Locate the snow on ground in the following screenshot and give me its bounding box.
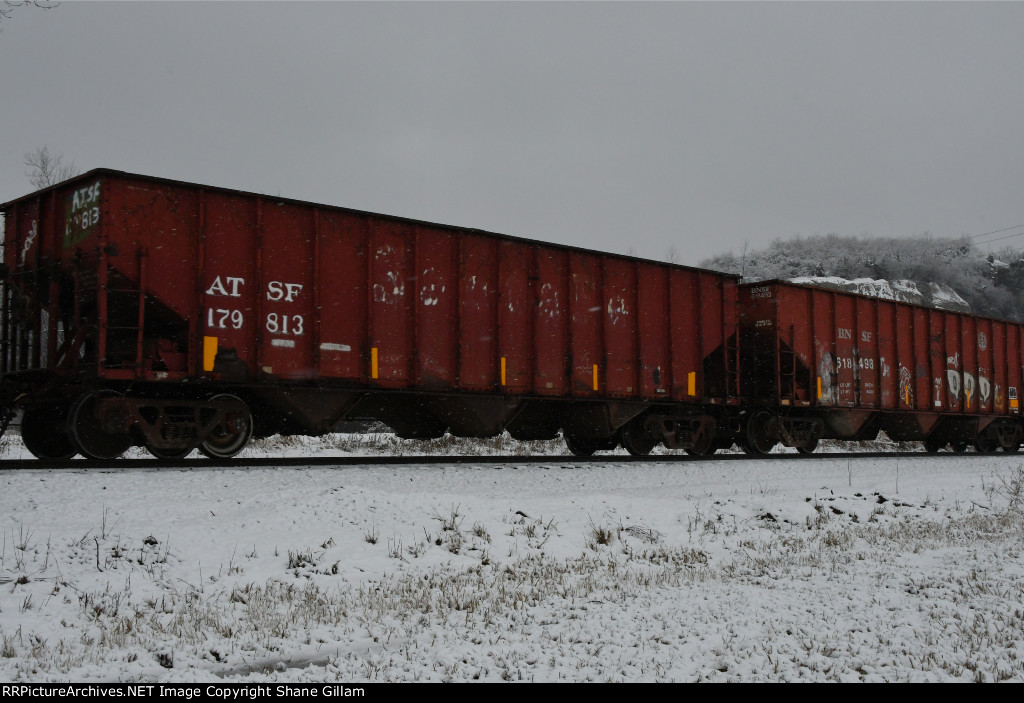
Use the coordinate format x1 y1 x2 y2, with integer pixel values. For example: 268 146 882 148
2 433 1024 682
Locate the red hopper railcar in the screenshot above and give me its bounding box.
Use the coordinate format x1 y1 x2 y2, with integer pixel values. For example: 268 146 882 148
1 170 741 459
738 280 1024 453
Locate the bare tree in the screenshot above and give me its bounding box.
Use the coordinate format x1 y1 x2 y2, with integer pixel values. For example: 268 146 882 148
665 245 681 265
1 1 59 24
24 146 78 189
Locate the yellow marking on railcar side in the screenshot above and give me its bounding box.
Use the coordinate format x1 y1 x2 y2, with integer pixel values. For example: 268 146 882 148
817 377 822 399
203 336 218 372
501 356 507 386
687 371 696 396
371 347 379 379
592 364 599 391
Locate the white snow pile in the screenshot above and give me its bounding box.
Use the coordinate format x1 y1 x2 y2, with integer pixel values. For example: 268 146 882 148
2 434 1024 682
789 277 971 313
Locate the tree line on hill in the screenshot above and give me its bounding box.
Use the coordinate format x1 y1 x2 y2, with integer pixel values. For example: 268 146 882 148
701 234 1024 323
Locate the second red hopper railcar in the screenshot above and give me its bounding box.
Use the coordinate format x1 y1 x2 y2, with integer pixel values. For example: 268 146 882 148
738 280 1024 453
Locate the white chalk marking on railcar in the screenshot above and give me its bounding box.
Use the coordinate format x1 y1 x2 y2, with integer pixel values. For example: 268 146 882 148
606 296 628 324
420 283 439 306
271 339 296 348
372 272 405 304
19 220 38 265
419 268 442 306
64 182 102 246
320 343 351 352
538 283 561 319
71 182 101 210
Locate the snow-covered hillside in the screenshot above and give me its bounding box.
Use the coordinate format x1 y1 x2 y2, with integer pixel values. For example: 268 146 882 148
701 234 1024 321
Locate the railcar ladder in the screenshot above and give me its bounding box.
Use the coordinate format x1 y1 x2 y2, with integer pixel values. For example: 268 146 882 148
75 250 148 373
779 325 798 402
100 285 145 370
0 269 46 375
726 333 740 400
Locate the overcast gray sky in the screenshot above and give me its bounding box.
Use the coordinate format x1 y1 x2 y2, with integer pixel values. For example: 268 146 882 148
2 1 1023 265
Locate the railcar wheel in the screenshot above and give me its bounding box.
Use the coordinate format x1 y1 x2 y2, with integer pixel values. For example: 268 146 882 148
974 429 998 455
684 430 716 456
951 442 969 453
922 436 945 453
199 394 253 459
744 411 776 455
71 391 134 460
147 445 194 460
997 425 1022 453
619 422 656 457
796 436 819 455
21 405 78 460
564 434 596 457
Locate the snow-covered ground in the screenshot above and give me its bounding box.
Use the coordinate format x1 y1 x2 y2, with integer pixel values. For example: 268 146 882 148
2 433 1024 682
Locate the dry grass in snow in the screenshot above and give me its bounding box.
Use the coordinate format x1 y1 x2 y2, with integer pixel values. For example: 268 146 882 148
1 434 1024 682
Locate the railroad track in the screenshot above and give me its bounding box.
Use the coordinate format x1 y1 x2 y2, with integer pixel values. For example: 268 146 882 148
0 450 1008 471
